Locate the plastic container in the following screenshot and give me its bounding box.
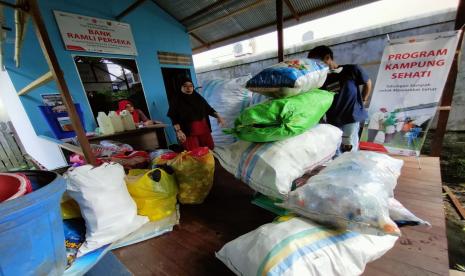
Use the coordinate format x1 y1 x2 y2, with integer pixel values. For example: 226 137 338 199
0 170 67 276
108 111 124 132
97 112 115 135
38 104 85 139
0 173 28 202
120 110 136 130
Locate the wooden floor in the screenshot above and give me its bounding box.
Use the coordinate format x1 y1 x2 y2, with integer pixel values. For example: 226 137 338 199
114 156 449 276
364 157 449 276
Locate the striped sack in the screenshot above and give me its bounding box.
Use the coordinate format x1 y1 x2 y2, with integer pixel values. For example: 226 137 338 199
214 124 342 199
216 217 398 276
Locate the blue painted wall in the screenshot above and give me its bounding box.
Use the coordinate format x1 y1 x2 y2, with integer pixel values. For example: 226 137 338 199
4 0 196 143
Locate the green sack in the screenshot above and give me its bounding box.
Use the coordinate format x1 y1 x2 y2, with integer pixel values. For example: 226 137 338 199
224 89 334 142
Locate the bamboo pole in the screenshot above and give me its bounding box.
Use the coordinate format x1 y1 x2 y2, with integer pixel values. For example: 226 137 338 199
14 0 29 67
17 71 53 96
27 0 97 166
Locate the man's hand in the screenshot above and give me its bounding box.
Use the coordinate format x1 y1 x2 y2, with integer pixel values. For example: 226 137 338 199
362 79 373 106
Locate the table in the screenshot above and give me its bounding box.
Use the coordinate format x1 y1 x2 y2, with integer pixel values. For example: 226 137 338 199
88 124 168 151
114 156 449 276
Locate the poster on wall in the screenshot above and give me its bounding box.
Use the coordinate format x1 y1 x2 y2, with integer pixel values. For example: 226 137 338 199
361 30 461 156
54 11 137 56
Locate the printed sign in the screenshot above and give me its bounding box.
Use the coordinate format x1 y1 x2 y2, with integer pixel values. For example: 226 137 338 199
361 30 461 156
54 11 137 55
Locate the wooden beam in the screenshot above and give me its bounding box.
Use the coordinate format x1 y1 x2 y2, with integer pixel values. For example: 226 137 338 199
437 106 452 111
116 0 146 21
443 186 465 220
28 0 97 166
283 0 299 21
180 0 231 24
455 0 465 29
17 71 53 96
190 32 210 48
188 0 270 34
59 142 84 156
431 25 464 156
276 0 284 62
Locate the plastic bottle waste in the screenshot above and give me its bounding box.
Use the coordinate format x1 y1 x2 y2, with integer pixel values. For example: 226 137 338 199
108 111 124 132
97 112 115 135
120 110 136 130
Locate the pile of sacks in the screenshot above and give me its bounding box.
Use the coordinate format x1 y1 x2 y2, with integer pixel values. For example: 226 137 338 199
203 58 338 199
203 59 430 276
62 146 215 262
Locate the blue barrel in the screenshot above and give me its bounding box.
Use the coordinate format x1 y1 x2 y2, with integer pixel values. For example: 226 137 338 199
0 171 67 276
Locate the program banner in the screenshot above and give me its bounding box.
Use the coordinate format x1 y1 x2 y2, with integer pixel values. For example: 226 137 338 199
361 30 460 156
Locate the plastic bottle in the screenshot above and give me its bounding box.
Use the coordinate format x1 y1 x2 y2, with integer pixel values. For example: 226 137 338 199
96 112 115 135
120 110 136 130
108 111 124 132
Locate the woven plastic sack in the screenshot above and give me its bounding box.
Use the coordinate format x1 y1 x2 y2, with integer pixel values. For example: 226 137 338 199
201 76 252 146
65 163 148 256
224 89 334 142
156 147 214 204
126 167 178 221
246 58 329 98
281 152 403 236
216 217 398 276
215 124 342 199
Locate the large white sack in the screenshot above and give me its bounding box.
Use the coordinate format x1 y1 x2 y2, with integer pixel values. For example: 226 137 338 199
65 163 148 256
214 124 342 199
201 75 252 146
216 217 398 276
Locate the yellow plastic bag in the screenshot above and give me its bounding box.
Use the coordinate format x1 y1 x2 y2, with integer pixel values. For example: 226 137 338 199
156 147 214 204
126 167 177 221
61 193 81 219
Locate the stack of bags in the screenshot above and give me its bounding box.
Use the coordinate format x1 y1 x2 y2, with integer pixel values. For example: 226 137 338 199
205 60 430 276
205 58 338 200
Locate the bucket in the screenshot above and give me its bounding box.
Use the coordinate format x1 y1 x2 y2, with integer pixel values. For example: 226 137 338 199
0 173 28 202
0 170 67 276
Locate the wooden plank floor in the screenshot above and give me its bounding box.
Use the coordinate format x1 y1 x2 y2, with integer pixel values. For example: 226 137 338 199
364 156 449 276
114 156 448 276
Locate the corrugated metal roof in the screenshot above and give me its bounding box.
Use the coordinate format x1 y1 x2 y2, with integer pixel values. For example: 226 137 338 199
151 0 380 53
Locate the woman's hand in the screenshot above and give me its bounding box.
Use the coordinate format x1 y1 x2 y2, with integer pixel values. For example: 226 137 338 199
217 116 226 128
176 129 187 143
144 120 154 126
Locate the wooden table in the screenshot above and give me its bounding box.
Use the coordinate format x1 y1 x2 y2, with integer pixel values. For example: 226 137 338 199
114 156 449 276
88 124 168 151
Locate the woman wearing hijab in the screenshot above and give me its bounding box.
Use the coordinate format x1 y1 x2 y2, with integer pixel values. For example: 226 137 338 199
167 78 225 150
117 99 153 125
